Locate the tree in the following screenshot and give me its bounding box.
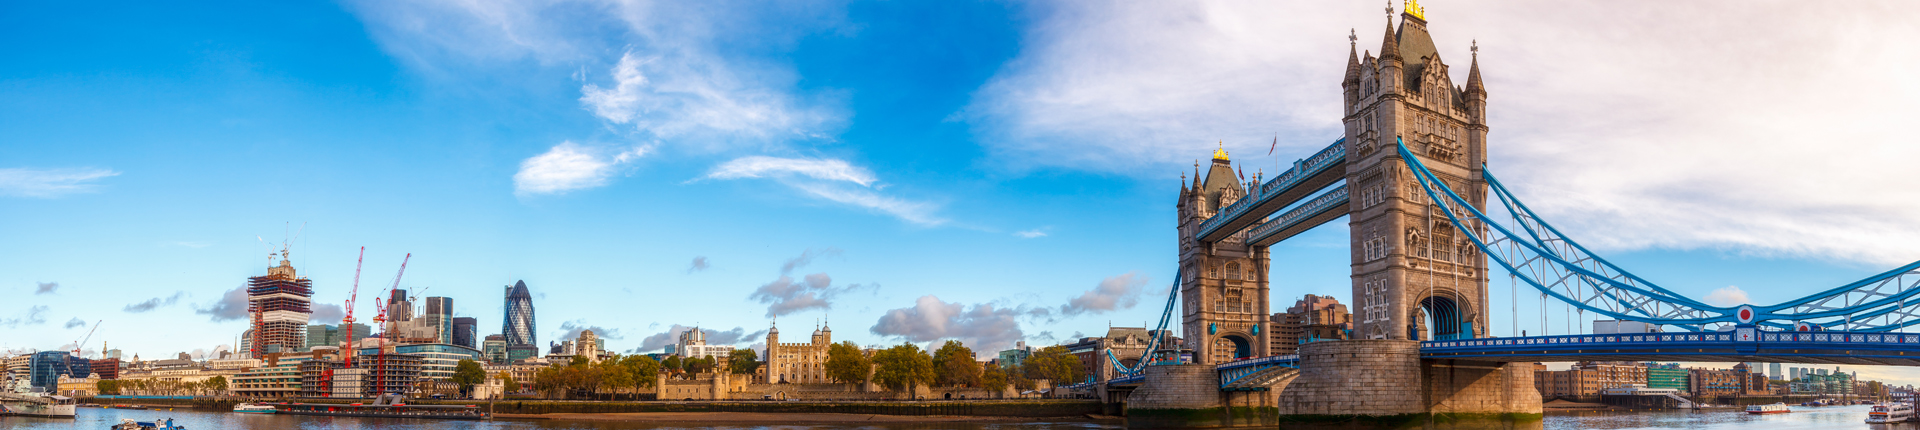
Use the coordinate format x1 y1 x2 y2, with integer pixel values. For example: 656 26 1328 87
534 366 563 399
872 343 935 392
205 376 228 395
600 357 632 400
1022 345 1082 384
727 348 761 375
981 364 1009 394
932 340 981 388
499 372 518 394
824 341 872 387
686 356 716 374
451 359 486 398
619 354 660 395
97 379 121 395
663 355 683 374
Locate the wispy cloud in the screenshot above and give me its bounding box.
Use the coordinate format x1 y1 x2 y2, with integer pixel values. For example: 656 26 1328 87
195 285 250 321
1704 286 1752 307
969 2 1920 266
513 142 648 196
1014 229 1049 239
0 167 120 198
701 156 944 226
34 282 59 295
748 248 876 317
64 318 87 329
124 292 186 313
687 256 710 273
870 295 1027 352
1060 272 1147 316
1 306 49 328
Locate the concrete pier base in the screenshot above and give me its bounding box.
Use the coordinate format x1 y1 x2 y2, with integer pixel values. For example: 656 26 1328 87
1125 340 1541 428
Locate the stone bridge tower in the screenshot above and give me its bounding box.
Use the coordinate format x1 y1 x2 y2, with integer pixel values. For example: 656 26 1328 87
1176 148 1272 365
1344 4 1490 342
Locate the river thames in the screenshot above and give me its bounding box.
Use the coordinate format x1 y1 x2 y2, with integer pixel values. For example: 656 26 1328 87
0 404 1911 429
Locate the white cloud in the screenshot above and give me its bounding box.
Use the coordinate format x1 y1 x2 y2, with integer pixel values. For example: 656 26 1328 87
1014 229 1048 239
702 156 944 226
0 167 120 198
1704 286 1752 307
580 52 836 145
870 295 1027 353
970 2 1920 266
1061 272 1148 316
513 142 649 196
705 156 877 186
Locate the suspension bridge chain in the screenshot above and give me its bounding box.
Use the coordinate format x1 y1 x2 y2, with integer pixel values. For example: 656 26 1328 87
1395 138 1920 333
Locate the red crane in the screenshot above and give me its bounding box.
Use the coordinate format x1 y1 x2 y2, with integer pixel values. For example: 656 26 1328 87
371 253 410 397
321 247 365 397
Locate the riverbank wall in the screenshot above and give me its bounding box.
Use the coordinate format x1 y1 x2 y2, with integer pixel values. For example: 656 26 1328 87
80 397 1101 417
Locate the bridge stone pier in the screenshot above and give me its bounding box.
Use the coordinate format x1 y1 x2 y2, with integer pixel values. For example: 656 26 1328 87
1125 4 1540 428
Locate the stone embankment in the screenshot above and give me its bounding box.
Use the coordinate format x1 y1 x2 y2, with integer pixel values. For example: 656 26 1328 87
82 397 1101 418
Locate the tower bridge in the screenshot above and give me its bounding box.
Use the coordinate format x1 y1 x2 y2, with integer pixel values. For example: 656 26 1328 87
1091 3 1920 427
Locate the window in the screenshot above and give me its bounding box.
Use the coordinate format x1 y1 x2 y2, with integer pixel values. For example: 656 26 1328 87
1225 262 1241 280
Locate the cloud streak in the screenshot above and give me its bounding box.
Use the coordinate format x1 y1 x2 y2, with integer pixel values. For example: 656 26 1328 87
1 306 49 328
124 292 185 313
1060 272 1147 316
702 156 944 226
196 284 250 321
0 167 120 198
688 256 710 273
34 282 59 295
513 142 649 196
632 324 766 354
870 295 1026 353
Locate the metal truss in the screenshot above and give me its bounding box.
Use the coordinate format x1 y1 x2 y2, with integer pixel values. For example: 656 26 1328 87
1106 269 1183 380
1398 138 1920 332
1196 140 1347 240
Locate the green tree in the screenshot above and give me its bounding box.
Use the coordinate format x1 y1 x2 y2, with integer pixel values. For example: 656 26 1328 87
205 376 228 394
981 364 1009 394
451 359 487 398
499 371 518 394
663 355 683 374
824 341 872 387
1022 345 1082 384
599 358 631 400
686 356 717 374
872 343 935 392
533 366 563 399
727 348 762 375
96 379 120 395
620 354 661 395
932 340 982 388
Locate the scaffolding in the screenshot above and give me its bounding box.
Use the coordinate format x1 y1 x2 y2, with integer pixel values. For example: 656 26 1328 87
249 256 314 359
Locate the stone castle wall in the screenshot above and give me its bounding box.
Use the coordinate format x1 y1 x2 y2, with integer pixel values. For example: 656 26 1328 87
1276 339 1425 415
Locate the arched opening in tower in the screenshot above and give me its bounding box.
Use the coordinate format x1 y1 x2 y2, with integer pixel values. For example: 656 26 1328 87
1221 334 1252 360
1418 296 1469 341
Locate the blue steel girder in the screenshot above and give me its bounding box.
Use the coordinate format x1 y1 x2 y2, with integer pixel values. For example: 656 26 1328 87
1396 138 1920 332
1196 139 1347 243
1423 332 1920 366
1247 185 1350 247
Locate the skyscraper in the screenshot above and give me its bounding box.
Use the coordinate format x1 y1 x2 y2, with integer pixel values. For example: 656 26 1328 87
452 317 477 348
420 296 454 344
503 280 536 347
248 253 313 358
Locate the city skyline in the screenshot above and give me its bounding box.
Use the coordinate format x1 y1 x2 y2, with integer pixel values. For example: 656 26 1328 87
9 1 1920 386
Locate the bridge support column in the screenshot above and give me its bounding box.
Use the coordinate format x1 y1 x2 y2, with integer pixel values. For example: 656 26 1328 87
1278 340 1541 423
1124 364 1235 428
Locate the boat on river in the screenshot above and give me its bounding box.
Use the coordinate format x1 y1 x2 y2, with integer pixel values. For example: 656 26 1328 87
270 394 486 420
231 403 276 414
1746 402 1791 414
110 418 187 429
0 391 77 418
1868 402 1912 423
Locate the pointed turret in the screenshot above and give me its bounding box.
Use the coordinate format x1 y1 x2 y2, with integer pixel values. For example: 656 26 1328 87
1379 22 1400 63
1344 30 1362 86
1465 42 1485 96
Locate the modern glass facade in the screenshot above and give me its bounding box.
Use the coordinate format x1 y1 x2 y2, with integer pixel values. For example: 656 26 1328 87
481 335 507 364
362 343 481 381
1646 367 1688 391
29 351 71 389
452 317 477 348
503 280 536 347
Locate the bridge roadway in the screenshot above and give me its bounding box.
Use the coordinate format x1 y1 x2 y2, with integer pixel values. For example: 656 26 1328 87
1421 330 1920 365
1195 139 1348 244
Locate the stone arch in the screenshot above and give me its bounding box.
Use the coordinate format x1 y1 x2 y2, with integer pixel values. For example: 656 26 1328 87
1219 333 1253 360
1417 295 1475 340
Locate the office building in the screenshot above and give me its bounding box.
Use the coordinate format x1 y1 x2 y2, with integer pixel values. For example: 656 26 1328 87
1769 362 1783 381
503 281 536 347
29 351 74 389
452 317 477 348
248 253 315 358
306 323 373 351
481 335 507 364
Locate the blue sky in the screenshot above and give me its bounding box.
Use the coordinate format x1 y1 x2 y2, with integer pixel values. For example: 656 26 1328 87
6 1 1920 383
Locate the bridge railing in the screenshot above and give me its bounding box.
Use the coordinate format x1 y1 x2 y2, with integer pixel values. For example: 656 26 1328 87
1421 331 1920 350
1195 139 1346 240
1214 354 1299 371
1245 185 1348 244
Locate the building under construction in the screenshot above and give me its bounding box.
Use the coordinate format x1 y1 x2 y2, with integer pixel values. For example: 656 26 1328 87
249 253 314 359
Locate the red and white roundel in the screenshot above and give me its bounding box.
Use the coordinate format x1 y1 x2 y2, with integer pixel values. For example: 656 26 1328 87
1736 305 1756 324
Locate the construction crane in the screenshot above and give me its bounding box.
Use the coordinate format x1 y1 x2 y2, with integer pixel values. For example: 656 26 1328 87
71 320 100 357
319 247 366 398
371 253 410 397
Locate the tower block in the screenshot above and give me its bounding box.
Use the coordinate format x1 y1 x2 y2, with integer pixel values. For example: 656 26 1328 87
1344 4 1490 343
1176 147 1272 365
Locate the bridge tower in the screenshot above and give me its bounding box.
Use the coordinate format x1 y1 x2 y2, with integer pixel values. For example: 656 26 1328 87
1345 5 1490 342
1176 148 1271 365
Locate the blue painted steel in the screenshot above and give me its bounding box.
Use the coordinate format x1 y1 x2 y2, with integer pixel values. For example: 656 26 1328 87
1216 354 1299 388
1196 139 1346 241
1397 138 1920 332
1421 331 1920 364
1244 184 1350 245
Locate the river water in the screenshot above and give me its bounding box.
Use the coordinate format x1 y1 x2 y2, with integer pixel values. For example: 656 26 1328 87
0 404 1908 429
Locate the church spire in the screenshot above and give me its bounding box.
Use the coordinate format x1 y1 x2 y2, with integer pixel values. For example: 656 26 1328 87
1344 29 1362 85
1379 20 1400 62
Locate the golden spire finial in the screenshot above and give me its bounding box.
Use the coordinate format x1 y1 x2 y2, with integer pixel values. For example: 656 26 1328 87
1212 141 1229 161
1404 0 1425 20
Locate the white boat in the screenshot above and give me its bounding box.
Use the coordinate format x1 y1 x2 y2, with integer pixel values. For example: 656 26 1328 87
1746 402 1791 415
1868 402 1912 423
0 392 77 418
231 403 276 414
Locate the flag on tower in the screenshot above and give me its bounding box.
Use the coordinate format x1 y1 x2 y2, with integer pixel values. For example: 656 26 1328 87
1268 135 1277 155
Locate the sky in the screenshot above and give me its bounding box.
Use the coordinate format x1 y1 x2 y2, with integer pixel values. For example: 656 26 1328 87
5 1 1920 383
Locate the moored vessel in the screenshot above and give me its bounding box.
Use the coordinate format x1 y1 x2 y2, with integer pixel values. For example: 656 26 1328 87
1868 402 1912 423
1746 402 1791 415
232 402 276 414
0 392 77 418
